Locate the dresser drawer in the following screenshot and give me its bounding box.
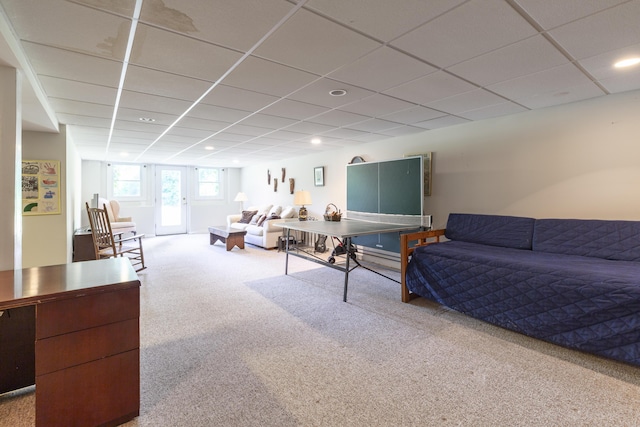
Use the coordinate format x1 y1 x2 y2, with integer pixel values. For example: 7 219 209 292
36 286 139 339
36 317 138 375
36 348 140 427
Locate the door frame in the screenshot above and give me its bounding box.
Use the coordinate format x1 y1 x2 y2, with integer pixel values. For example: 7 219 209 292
155 165 188 235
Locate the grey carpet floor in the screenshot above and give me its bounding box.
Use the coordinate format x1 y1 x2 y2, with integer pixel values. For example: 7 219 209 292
1 233 639 426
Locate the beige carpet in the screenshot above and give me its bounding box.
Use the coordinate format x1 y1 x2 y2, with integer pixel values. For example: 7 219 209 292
1 233 639 426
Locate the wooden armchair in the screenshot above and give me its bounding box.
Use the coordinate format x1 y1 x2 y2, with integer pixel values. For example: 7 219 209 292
400 229 445 302
86 202 146 272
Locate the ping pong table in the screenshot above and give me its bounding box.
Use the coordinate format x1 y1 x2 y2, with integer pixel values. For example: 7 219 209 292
279 219 419 302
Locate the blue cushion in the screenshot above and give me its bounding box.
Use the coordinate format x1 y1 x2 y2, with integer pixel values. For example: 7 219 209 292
445 213 535 249
533 219 640 261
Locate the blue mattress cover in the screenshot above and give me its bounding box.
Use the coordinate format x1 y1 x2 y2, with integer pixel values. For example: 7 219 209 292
406 241 640 366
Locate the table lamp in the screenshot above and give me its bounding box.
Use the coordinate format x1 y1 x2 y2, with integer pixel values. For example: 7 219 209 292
234 192 248 211
294 190 312 221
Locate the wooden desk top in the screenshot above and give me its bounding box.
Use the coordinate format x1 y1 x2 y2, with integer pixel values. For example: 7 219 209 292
0 258 140 310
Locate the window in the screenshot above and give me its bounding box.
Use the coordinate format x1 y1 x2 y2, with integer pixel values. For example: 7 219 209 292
108 163 145 200
196 167 222 198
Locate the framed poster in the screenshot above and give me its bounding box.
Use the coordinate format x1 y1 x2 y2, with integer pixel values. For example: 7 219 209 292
314 166 324 186
22 160 61 215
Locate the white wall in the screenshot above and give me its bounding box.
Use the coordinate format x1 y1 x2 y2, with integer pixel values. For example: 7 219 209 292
22 127 71 267
242 89 640 229
79 161 242 235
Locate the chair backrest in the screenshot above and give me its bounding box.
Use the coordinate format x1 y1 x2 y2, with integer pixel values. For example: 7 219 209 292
86 202 117 258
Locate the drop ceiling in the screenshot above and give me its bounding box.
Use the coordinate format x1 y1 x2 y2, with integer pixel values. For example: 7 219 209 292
1 0 639 167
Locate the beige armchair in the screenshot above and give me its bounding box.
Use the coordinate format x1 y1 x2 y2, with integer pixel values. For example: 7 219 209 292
97 198 136 235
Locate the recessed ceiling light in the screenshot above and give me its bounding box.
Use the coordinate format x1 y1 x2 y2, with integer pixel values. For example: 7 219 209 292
138 117 155 122
311 138 322 145
120 152 129 157
204 146 214 150
329 89 347 97
614 57 640 68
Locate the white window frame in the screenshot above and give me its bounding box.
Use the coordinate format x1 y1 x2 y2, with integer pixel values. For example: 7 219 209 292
193 167 224 200
107 163 148 201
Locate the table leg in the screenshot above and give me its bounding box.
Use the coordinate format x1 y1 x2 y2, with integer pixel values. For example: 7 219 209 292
285 229 290 275
343 237 351 302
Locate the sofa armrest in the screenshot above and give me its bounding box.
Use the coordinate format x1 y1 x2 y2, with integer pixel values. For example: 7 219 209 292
116 216 132 222
227 213 242 227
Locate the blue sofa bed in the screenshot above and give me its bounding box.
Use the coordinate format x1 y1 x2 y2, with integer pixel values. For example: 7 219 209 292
400 213 640 366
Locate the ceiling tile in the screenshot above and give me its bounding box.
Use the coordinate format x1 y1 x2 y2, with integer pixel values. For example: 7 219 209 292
223 56 319 97
392 0 538 68
287 78 374 108
515 83 604 109
186 103 250 124
379 106 446 125
254 8 380 75
305 0 466 42
487 63 601 100
346 118 402 133
201 84 280 112
514 0 629 30
39 76 117 105
23 42 122 87
139 0 294 51
130 24 242 82
308 110 369 127
578 42 640 80
458 102 528 121
549 1 640 60
2 0 130 60
239 113 299 130
339 93 415 117
123 65 213 100
119 91 193 115
384 71 477 105
447 36 569 87
260 99 330 121
328 46 437 92
426 89 508 115
415 115 470 130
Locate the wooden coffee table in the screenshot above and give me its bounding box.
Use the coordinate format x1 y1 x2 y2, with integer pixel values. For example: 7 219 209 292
208 226 247 251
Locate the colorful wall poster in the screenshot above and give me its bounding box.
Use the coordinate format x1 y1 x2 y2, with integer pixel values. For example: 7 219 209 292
22 160 61 215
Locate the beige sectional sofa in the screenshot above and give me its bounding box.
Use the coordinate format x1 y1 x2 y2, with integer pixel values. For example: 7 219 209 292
227 204 298 249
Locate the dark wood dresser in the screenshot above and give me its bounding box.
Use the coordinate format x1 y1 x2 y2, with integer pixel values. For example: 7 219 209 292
0 258 141 427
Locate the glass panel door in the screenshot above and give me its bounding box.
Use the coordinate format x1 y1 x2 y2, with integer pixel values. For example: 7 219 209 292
155 166 187 235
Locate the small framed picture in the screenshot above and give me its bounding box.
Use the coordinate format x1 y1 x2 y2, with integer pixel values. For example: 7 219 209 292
314 166 324 186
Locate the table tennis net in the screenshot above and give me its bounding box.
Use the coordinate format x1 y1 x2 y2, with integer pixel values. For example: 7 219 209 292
345 211 431 229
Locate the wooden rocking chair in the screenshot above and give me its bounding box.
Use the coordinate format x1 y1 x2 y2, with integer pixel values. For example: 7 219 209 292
86 202 146 272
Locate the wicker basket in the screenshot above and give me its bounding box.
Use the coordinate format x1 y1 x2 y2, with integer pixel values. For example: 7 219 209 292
323 203 342 221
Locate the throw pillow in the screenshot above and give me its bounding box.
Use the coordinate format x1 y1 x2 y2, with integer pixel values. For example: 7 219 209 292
256 214 268 226
238 210 258 224
280 206 296 218
268 205 283 217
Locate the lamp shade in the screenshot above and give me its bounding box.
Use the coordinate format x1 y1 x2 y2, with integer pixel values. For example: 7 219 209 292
234 192 248 202
293 190 312 206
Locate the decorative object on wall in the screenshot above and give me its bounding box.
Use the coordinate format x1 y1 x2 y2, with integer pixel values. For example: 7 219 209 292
234 191 248 211
294 190 312 221
21 160 61 215
314 166 325 186
267 169 271 184
405 152 432 196
281 168 286 182
289 178 295 194
349 155 365 164
274 178 278 192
